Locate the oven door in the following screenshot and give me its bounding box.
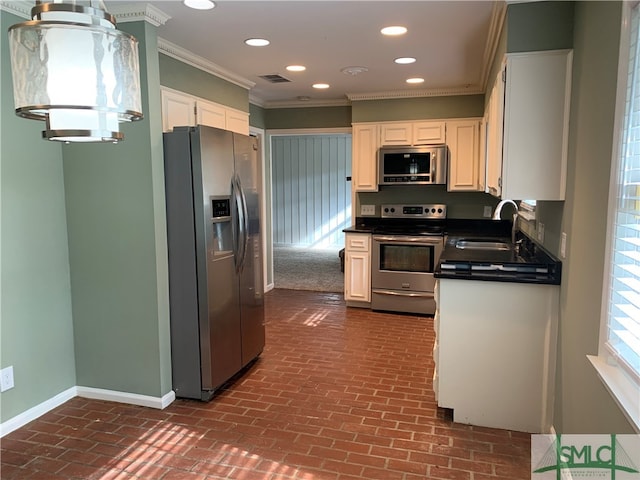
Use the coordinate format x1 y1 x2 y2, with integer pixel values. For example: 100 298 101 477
371 235 443 314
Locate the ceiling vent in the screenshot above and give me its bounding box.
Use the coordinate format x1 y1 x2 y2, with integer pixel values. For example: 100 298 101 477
259 73 291 84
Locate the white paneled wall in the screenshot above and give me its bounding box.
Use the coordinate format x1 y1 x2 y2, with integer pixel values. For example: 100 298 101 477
272 135 352 247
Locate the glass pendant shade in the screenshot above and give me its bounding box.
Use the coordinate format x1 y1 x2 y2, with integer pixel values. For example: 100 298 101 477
7 1 143 143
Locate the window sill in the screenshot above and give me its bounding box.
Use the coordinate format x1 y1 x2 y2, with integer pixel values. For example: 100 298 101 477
588 355 640 433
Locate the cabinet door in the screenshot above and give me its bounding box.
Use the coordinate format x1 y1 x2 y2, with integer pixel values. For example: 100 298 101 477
344 233 371 302
485 68 505 198
196 100 226 129
380 123 412 146
413 121 446 144
447 119 481 191
352 124 379 191
161 88 195 132
502 50 571 200
478 117 487 192
225 109 250 135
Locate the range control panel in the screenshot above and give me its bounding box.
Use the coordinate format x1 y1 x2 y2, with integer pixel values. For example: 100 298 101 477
381 204 447 219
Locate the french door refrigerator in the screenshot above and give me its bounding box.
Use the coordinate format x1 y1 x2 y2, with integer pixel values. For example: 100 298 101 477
163 125 265 401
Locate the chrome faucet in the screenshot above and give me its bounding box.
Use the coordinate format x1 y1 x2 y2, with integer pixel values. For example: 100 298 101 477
492 199 519 244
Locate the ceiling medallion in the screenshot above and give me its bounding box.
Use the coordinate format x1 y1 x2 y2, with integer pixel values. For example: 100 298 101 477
341 66 369 76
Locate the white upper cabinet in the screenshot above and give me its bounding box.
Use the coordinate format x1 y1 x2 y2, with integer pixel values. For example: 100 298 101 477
352 123 379 192
486 50 572 200
161 88 195 132
485 73 505 198
161 87 250 135
447 119 482 192
413 121 446 145
195 99 226 130
379 120 446 146
379 122 412 146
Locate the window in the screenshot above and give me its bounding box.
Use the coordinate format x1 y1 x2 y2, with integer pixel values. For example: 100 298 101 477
606 3 640 382
592 0 640 431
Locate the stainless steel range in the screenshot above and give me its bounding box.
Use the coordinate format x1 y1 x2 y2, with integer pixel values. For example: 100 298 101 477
371 204 446 315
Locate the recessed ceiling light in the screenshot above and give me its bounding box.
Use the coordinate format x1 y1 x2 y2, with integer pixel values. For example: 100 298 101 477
406 77 425 84
183 0 215 10
286 65 306 72
395 57 416 65
381 26 407 36
312 83 330 89
245 38 270 47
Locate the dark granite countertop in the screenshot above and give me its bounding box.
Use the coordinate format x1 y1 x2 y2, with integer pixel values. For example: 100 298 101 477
436 231 562 285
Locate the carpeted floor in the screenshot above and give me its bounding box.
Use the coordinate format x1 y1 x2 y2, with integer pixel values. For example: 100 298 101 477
273 245 344 293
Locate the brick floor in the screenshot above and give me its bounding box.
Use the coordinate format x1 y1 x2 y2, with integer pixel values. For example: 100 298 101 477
0 289 531 479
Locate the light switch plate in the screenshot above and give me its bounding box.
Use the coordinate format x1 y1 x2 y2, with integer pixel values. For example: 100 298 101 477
361 204 376 216
561 232 567 258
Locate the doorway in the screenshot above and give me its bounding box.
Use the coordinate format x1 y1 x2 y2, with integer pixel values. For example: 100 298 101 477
269 132 352 292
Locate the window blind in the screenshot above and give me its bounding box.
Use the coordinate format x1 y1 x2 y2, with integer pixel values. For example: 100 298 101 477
606 2 640 382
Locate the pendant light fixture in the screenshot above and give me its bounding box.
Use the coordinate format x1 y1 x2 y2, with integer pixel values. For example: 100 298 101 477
7 0 144 143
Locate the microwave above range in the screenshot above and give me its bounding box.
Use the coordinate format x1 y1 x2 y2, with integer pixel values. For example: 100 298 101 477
378 145 447 186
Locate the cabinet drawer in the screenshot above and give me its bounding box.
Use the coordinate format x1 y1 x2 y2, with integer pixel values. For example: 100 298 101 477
346 234 370 252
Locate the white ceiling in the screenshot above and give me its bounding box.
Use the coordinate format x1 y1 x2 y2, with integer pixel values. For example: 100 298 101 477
1 1 503 108
117 1 504 108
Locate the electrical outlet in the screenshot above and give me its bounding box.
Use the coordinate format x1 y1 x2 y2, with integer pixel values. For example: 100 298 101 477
483 206 492 218
537 222 545 243
561 232 567 258
360 204 376 216
0 366 14 392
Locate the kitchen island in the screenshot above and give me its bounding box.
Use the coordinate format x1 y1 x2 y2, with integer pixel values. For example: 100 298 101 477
433 231 561 433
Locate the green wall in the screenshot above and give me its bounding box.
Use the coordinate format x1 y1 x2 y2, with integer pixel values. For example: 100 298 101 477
507 1 574 53
62 22 172 398
352 95 484 123
250 103 266 129
0 11 76 422
555 1 634 433
159 53 249 112
265 106 352 129
359 188 498 220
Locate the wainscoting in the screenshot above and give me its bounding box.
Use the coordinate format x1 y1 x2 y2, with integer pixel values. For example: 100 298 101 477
271 135 352 248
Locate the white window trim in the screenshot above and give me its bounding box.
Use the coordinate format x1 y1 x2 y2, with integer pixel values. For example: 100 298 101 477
594 0 640 434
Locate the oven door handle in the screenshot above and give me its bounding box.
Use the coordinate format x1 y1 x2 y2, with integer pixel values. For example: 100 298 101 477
372 235 442 244
372 289 435 298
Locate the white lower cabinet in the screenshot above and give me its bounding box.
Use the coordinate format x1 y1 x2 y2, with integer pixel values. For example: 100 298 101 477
344 233 371 304
435 278 559 433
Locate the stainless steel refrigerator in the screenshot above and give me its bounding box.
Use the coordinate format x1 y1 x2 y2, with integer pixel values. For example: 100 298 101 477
163 125 265 401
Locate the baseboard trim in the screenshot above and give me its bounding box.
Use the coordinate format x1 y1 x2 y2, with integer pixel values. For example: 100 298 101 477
76 386 176 410
0 386 77 437
1 387 176 438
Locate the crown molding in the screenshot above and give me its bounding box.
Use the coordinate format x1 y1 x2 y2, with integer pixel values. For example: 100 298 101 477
480 1 507 90
346 85 483 102
0 1 31 19
158 37 255 91
108 3 171 27
0 1 172 26
261 98 351 109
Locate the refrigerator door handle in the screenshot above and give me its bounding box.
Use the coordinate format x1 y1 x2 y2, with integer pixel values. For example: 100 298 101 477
236 174 250 271
232 174 248 273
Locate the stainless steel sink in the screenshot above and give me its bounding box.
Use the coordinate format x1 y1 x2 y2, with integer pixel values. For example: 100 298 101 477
455 239 511 251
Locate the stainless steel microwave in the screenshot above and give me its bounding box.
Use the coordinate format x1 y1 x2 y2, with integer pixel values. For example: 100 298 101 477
378 145 447 186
